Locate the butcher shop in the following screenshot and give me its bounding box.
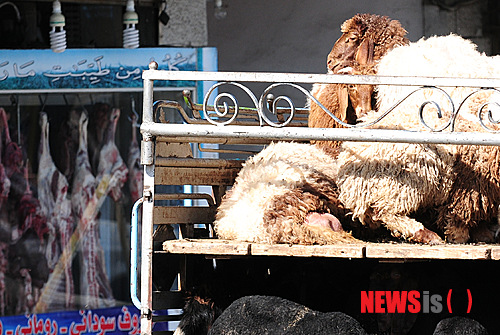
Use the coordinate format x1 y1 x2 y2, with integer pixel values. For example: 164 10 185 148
0 0 215 332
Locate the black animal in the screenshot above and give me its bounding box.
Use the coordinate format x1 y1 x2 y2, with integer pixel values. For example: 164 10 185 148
433 317 488 335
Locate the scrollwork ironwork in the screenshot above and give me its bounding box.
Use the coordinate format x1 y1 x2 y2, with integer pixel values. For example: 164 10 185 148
203 82 261 125
197 80 500 132
458 88 500 132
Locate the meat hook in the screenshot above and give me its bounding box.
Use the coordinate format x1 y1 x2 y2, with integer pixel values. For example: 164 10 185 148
128 95 140 128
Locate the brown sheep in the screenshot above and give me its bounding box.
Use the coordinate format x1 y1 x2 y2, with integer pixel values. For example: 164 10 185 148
309 13 409 154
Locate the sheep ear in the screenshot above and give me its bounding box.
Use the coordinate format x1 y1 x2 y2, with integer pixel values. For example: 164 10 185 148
337 85 349 122
356 38 374 65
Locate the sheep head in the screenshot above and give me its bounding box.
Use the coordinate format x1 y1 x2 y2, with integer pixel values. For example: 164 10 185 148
334 34 378 121
327 13 409 74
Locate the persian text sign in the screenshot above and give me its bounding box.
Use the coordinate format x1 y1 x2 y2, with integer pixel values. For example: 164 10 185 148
0 48 216 91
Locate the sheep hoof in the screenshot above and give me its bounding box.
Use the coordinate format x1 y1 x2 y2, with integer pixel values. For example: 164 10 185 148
412 228 444 245
304 212 343 232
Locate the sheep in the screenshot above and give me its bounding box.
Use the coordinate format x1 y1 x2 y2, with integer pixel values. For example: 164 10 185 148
173 294 222 335
207 295 368 335
309 13 409 154
214 141 357 244
174 295 367 335
335 34 500 243
215 14 401 245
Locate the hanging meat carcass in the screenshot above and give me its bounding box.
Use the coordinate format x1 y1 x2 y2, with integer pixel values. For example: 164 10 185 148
0 109 10 209
0 108 48 316
14 164 48 315
72 111 116 309
127 112 142 202
0 109 22 242
55 109 81 187
80 107 129 308
0 109 12 247
72 112 96 222
88 103 112 175
0 107 47 244
35 110 119 312
97 108 128 201
0 241 7 315
1 107 22 181
37 112 75 309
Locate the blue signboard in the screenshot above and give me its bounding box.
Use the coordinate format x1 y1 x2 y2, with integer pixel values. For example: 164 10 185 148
0 48 217 92
0 305 143 335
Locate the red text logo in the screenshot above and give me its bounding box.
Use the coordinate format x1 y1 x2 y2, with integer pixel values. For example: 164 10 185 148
360 290 472 314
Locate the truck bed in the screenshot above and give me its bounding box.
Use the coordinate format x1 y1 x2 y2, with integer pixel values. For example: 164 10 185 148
134 65 500 334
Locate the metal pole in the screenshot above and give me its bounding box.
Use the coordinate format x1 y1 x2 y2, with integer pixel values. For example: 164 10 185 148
140 61 157 335
142 70 500 88
141 123 500 147
130 198 143 309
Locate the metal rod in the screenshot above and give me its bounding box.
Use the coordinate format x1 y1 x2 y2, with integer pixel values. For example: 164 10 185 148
130 198 143 309
155 157 243 168
155 193 215 206
0 87 188 95
142 70 500 88
141 123 500 147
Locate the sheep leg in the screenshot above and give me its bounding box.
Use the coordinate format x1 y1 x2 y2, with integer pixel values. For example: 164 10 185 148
376 213 444 245
469 223 498 243
440 217 473 243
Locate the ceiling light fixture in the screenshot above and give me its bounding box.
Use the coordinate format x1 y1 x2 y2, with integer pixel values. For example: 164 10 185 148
123 0 139 49
214 0 227 20
49 0 66 53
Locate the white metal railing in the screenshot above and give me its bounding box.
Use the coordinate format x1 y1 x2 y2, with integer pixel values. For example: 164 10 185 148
141 63 500 156
142 69 500 87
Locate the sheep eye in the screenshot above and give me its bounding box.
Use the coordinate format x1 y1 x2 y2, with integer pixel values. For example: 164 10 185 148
345 34 358 43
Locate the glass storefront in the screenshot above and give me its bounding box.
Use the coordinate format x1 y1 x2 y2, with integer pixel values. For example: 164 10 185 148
0 47 216 333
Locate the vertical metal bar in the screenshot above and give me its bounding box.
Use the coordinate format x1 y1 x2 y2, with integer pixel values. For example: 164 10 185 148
130 198 143 309
140 62 157 335
141 62 156 166
140 165 155 335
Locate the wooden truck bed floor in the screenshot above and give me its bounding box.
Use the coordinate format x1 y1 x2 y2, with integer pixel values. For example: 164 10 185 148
162 239 500 260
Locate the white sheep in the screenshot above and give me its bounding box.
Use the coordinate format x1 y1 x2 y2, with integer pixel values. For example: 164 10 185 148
336 34 500 243
214 141 357 244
